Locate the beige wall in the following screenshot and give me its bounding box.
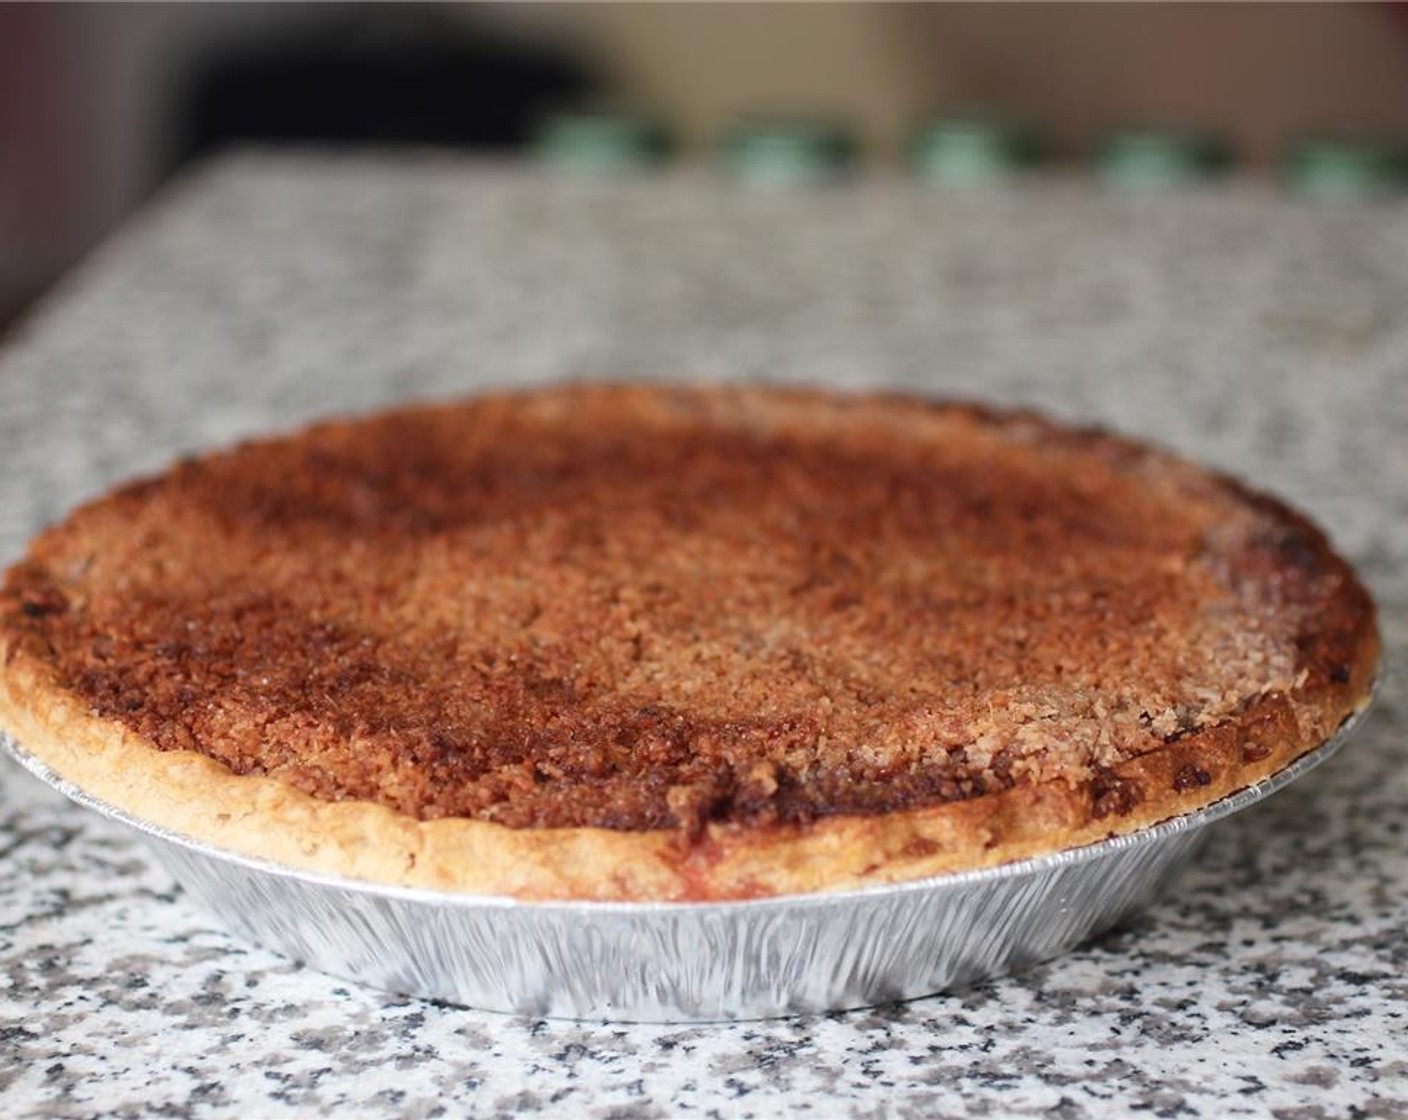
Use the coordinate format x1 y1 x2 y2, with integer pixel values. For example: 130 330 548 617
551 3 1408 163
571 4 943 159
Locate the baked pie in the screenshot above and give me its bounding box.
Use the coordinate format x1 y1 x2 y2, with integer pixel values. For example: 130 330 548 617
0 384 1379 900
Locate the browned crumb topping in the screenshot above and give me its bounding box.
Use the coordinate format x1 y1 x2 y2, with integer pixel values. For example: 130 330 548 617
0 385 1362 832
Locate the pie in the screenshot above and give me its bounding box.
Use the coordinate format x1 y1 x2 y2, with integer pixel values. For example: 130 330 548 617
0 384 1379 900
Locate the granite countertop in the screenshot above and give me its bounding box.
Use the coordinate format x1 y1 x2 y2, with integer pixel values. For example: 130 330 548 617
2 152 1406 1119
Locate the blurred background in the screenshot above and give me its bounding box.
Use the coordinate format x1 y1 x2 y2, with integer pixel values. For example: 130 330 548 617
5 1 1408 328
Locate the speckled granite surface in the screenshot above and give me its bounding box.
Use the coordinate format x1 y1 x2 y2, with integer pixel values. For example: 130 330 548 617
2 152 1406 1118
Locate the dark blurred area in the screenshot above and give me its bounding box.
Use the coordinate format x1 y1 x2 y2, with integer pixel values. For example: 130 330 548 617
174 5 591 159
5 2 1408 327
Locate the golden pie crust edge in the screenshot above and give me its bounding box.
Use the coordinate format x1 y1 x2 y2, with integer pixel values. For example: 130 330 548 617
0 392 1381 902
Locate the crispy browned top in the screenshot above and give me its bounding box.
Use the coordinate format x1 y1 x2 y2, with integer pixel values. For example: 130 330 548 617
0 384 1376 833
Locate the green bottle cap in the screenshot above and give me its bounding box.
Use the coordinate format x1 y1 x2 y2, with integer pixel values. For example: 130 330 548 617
1095 127 1231 189
1283 137 1407 201
535 111 672 175
721 119 856 188
911 115 1042 186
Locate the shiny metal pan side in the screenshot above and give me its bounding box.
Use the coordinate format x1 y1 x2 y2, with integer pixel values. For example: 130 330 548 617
0 705 1368 1022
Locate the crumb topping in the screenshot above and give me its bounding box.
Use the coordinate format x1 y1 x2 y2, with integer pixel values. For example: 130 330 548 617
0 385 1356 833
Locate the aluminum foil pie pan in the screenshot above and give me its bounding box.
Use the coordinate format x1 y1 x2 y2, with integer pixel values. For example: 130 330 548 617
0 709 1369 1022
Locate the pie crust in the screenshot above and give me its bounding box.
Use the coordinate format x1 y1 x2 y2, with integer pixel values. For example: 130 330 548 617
0 384 1379 900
